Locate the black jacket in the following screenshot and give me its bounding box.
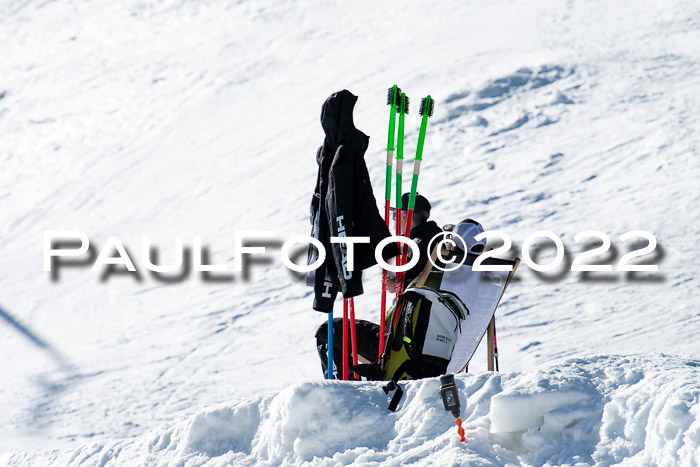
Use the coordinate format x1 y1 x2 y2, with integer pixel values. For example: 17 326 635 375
403 220 443 286
308 90 400 312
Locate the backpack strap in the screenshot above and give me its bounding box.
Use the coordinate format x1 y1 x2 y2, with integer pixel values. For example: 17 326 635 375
381 360 421 411
396 291 427 362
386 384 404 412
351 363 383 380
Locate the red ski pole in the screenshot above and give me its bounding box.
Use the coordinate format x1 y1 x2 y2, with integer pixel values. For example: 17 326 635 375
349 298 359 380
342 298 348 380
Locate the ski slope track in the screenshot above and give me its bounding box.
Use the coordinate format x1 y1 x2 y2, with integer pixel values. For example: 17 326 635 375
1 0 699 465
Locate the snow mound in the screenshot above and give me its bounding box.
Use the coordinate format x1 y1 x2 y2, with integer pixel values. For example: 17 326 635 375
5 354 698 466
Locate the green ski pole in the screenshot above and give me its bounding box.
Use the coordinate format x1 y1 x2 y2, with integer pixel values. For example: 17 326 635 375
395 92 409 234
379 85 401 359
393 92 409 303
396 95 434 295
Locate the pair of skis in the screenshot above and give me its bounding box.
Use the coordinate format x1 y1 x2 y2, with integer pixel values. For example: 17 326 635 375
379 85 435 358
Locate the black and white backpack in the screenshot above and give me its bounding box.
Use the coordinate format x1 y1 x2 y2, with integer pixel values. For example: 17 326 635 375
354 286 469 410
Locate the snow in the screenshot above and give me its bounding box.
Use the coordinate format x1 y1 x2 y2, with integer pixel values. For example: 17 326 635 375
3 355 698 465
1 0 699 465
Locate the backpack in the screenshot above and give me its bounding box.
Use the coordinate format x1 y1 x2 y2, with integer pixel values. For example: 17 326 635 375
354 286 469 410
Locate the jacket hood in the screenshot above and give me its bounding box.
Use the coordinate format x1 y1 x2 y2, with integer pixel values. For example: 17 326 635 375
320 90 358 150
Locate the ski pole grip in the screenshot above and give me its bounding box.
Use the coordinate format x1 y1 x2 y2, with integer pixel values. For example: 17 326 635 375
413 159 421 175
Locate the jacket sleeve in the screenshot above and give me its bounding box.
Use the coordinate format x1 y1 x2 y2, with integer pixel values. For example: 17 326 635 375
306 170 322 288
325 144 364 298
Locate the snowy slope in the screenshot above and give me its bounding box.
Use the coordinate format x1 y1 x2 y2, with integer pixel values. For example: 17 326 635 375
1 0 699 464
4 355 699 466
